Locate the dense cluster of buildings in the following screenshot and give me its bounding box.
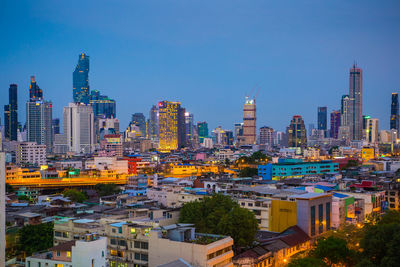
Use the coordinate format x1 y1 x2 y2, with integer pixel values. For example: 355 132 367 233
1 56 399 267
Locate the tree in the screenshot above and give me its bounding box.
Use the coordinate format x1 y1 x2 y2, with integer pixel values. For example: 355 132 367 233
95 183 121 197
18 195 30 201
288 257 328 267
179 194 258 248
239 167 258 177
311 236 355 266
63 189 87 203
17 222 54 256
343 159 359 170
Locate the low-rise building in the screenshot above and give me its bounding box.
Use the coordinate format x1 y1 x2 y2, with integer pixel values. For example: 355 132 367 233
15 142 47 166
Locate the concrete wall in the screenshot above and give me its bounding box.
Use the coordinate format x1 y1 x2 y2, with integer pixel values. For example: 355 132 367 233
72 237 107 267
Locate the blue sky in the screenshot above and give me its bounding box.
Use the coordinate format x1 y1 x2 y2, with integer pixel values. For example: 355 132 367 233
1 0 399 132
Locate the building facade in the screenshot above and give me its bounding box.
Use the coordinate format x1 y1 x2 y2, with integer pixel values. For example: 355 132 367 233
73 53 90 104
242 97 257 145
15 142 47 166
366 118 379 144
4 84 18 141
148 105 159 141
287 115 307 148
317 106 327 134
90 90 116 119
259 126 274 145
348 64 363 140
197 121 208 143
330 110 341 139
158 101 185 152
391 93 399 136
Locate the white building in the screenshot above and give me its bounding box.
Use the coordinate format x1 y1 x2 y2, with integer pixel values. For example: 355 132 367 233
62 103 95 154
26 234 107 267
366 118 379 144
15 142 47 166
202 138 213 149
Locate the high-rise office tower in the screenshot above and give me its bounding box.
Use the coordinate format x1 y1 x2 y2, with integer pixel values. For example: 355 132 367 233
185 112 194 146
131 113 146 137
259 126 274 145
52 118 60 135
234 123 244 143
62 103 95 154
340 95 350 127
73 53 90 104
4 84 18 141
366 118 379 144
242 97 256 145
287 115 307 148
26 77 53 152
317 107 327 133
330 110 341 139
212 126 232 146
0 153 5 264
148 105 159 141
390 93 399 135
29 76 43 101
158 101 185 152
90 90 116 119
197 121 208 143
348 64 363 140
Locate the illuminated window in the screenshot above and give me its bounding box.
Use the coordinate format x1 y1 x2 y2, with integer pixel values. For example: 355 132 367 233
130 228 136 234
66 251 71 257
110 249 117 256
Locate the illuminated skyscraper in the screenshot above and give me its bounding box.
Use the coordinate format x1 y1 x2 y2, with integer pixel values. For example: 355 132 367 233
4 84 18 141
158 101 185 152
348 64 363 140
26 77 53 152
197 121 208 143
390 93 399 135
185 112 194 146
287 115 307 148
242 97 256 145
366 118 379 144
73 53 90 104
90 90 116 119
330 110 341 139
148 105 159 141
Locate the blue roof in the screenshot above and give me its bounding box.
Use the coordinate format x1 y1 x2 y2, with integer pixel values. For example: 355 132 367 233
110 222 127 227
10 203 29 207
162 177 180 182
73 219 94 224
315 185 334 192
333 192 349 198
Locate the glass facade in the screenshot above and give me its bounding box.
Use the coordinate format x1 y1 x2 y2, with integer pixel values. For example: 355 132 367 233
158 101 185 152
73 53 90 104
318 204 323 234
197 121 208 143
391 93 399 135
317 106 327 132
326 202 331 230
4 84 18 140
90 90 116 119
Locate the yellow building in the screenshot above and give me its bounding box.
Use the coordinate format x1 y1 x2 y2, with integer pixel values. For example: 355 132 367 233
362 147 375 162
269 199 297 232
6 167 41 180
158 101 184 152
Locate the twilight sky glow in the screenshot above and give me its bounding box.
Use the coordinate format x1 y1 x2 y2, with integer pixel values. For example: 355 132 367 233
1 0 399 132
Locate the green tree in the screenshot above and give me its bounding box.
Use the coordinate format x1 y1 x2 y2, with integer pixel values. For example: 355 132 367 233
179 194 258 248
63 189 87 203
311 236 355 266
239 167 258 177
288 257 328 267
94 183 121 197
17 222 54 256
343 159 359 170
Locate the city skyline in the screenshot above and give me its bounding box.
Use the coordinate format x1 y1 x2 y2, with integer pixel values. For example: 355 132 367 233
1 1 400 132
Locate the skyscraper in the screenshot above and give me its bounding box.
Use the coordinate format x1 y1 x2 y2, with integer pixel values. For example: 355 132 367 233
73 53 90 104
29 76 43 101
52 118 60 135
348 64 363 140
330 110 341 139
366 118 379 144
62 103 95 154
234 123 244 143
4 84 18 141
287 115 307 148
259 126 274 145
197 121 208 143
317 107 327 136
148 105 159 141
90 90 116 119
390 93 399 135
131 113 146 137
158 101 185 152
242 97 256 145
26 77 53 152
185 112 194 146
340 95 350 127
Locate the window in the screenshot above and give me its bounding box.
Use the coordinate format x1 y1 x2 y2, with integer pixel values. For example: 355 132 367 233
141 242 148 250
110 239 116 245
67 251 71 258
134 241 141 248
326 203 331 230
318 204 323 234
102 251 105 257
135 253 141 260
311 206 316 236
56 251 61 257
141 253 148 262
118 227 122 234
118 240 126 246
248 203 253 207
54 231 62 237
112 228 116 233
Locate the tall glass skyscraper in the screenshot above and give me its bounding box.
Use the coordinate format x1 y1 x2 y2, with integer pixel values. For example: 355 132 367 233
29 76 43 101
330 110 341 139
131 113 146 137
317 106 327 133
197 121 208 143
148 105 159 141
4 84 18 141
390 93 399 135
73 53 90 104
90 90 116 119
349 64 363 140
158 101 185 152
